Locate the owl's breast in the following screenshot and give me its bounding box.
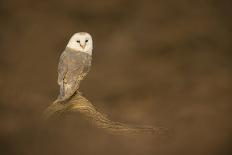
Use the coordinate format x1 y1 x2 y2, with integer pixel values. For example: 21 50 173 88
69 52 91 66
65 51 92 82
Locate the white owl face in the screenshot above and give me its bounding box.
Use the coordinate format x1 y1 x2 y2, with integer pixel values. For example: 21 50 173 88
67 32 93 55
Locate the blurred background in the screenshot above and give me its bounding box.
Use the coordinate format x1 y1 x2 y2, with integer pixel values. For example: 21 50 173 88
0 0 231 155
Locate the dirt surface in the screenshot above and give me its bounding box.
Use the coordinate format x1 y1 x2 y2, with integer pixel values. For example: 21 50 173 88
0 0 231 155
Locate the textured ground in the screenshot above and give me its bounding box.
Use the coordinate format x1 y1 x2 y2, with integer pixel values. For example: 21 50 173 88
0 0 231 155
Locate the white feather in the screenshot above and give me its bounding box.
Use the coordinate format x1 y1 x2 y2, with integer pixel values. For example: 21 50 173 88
66 32 93 55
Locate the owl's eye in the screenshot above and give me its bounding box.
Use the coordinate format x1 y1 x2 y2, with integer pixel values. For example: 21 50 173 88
85 40 88 43
76 40 80 43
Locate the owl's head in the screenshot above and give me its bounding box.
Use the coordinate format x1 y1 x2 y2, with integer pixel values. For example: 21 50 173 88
67 32 93 55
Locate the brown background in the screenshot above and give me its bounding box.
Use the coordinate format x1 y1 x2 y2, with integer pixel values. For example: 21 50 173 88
0 0 231 155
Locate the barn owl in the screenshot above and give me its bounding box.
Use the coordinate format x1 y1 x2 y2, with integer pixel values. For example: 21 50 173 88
56 32 93 102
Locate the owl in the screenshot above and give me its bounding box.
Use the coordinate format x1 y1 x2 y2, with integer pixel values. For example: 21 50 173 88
56 32 93 102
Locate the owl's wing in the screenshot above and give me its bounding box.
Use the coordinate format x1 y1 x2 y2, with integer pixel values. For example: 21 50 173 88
57 52 68 85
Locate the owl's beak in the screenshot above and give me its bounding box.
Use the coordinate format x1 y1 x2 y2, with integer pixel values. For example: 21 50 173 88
80 44 86 49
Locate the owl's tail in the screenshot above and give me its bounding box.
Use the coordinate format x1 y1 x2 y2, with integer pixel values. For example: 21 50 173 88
56 82 80 104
